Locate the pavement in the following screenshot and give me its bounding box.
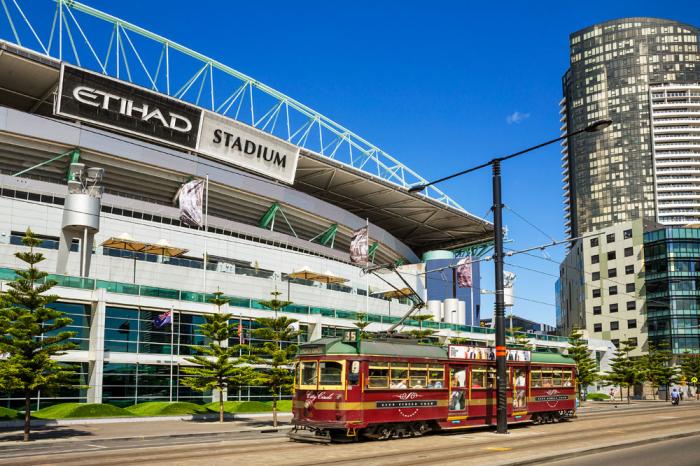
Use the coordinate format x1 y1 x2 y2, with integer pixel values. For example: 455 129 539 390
1 403 699 465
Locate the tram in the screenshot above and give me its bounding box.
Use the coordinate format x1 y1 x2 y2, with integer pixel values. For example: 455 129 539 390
289 331 576 442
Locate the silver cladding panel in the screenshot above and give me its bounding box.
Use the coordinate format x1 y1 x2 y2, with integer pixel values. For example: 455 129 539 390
63 193 100 231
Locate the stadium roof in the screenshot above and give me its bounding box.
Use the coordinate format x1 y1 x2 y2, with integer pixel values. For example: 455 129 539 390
0 1 493 255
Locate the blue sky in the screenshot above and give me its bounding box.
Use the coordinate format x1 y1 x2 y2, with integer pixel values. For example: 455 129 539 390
20 0 700 324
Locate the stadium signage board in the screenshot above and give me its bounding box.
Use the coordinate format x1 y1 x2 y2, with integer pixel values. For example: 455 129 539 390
55 64 202 150
197 111 300 184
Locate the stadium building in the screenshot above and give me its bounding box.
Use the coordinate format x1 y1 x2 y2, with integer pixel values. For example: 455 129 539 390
0 1 575 409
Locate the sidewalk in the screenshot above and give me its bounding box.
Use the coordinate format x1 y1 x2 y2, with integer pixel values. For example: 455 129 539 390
0 413 292 445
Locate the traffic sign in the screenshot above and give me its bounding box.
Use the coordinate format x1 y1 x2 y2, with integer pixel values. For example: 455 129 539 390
692 377 698 384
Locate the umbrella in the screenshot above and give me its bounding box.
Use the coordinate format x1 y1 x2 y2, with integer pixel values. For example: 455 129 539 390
288 266 318 280
101 234 188 283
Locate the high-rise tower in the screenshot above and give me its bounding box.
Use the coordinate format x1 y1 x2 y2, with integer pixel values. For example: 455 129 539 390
562 18 700 238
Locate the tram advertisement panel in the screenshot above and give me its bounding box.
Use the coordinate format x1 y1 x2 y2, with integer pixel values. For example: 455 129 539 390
448 345 530 362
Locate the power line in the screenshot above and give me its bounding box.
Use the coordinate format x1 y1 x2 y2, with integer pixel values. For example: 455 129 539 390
505 205 556 243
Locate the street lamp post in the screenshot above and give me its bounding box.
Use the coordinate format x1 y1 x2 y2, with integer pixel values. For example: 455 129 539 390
408 118 612 434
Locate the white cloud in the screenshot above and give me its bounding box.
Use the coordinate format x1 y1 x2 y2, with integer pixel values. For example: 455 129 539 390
506 111 531 124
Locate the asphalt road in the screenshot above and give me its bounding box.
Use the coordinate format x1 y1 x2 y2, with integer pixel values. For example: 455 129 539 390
1 403 699 465
540 434 700 466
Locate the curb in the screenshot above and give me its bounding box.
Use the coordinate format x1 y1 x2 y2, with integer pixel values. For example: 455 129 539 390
0 412 292 428
0 424 293 449
502 430 700 466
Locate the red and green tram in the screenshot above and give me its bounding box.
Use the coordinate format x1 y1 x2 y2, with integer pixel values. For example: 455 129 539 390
290 334 576 442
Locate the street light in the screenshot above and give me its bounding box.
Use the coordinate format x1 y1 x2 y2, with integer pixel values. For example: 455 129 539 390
409 118 612 434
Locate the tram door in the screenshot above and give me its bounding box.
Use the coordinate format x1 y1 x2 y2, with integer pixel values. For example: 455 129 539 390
512 367 528 411
449 365 468 414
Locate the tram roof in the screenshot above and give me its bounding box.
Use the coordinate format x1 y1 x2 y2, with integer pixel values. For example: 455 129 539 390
299 338 576 365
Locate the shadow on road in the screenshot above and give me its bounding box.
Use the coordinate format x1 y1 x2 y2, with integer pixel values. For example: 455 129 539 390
0 426 93 443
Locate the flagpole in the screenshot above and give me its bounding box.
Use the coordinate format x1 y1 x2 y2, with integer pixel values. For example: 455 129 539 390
365 218 369 316
203 175 209 293
169 304 174 403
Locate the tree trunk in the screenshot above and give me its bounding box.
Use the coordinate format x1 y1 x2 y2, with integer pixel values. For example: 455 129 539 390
219 389 224 423
619 386 623 402
23 390 31 442
272 397 278 428
627 385 630 404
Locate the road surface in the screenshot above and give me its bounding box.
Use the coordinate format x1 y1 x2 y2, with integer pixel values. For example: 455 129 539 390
1 403 699 465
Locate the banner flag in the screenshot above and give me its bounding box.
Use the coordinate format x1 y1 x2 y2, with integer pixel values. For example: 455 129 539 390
456 257 473 288
350 226 369 265
153 310 173 328
179 179 205 227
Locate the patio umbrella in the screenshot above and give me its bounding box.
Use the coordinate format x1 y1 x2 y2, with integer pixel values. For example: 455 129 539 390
101 234 188 283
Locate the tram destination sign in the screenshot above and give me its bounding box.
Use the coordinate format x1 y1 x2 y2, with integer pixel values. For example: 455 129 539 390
55 64 202 150
197 111 300 184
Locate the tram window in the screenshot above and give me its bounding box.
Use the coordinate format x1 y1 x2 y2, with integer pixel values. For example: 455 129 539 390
531 371 541 388
428 365 445 388
471 368 486 388
513 368 526 387
487 369 496 389
450 368 466 388
368 363 389 388
562 370 573 387
541 370 554 387
390 364 409 389
319 361 344 386
409 363 428 389
552 370 562 387
301 361 318 386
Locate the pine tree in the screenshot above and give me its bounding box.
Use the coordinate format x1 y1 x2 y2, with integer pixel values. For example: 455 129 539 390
639 342 676 400
605 340 642 404
181 291 252 423
353 313 373 340
680 352 700 400
0 229 77 441
567 328 598 402
249 291 300 427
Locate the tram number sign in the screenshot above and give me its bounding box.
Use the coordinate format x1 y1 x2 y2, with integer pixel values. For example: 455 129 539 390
376 400 438 409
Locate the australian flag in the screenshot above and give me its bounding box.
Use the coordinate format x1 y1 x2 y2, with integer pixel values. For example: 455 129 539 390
153 310 173 328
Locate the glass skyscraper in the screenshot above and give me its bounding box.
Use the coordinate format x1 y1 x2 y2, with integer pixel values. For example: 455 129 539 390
562 18 700 239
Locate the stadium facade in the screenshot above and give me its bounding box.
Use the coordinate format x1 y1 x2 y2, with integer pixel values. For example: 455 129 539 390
0 1 584 409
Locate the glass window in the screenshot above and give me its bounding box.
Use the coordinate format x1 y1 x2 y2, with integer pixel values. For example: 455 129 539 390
471 367 487 388
409 363 428 389
610 303 619 313
552 370 563 386
592 271 600 281
609 286 618 296
627 301 636 310
612 339 620 347
624 247 634 257
607 233 615 243
626 283 635 293
627 319 637 329
624 229 633 239
628 337 638 347
540 370 554 387
591 254 600 264
608 251 616 261
593 289 601 298
368 363 389 388
625 265 635 275
611 321 619 331
591 237 599 247
451 367 467 388
608 268 617 278
319 361 343 386
390 364 409 389
428 365 445 388
594 323 602 332
301 361 318 386
593 305 602 315
562 370 573 387
531 370 541 388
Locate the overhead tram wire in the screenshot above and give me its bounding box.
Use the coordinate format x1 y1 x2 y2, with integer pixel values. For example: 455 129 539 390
504 205 557 244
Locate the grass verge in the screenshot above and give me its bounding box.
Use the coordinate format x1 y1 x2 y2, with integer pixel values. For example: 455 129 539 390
125 401 209 416
32 403 131 419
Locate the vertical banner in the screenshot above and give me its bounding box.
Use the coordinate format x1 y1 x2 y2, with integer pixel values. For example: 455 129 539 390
178 179 205 227
456 256 473 288
350 226 369 265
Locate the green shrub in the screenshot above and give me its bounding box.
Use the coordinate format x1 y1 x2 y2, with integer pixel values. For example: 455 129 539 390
587 393 611 401
32 403 131 419
0 406 19 420
125 402 208 416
